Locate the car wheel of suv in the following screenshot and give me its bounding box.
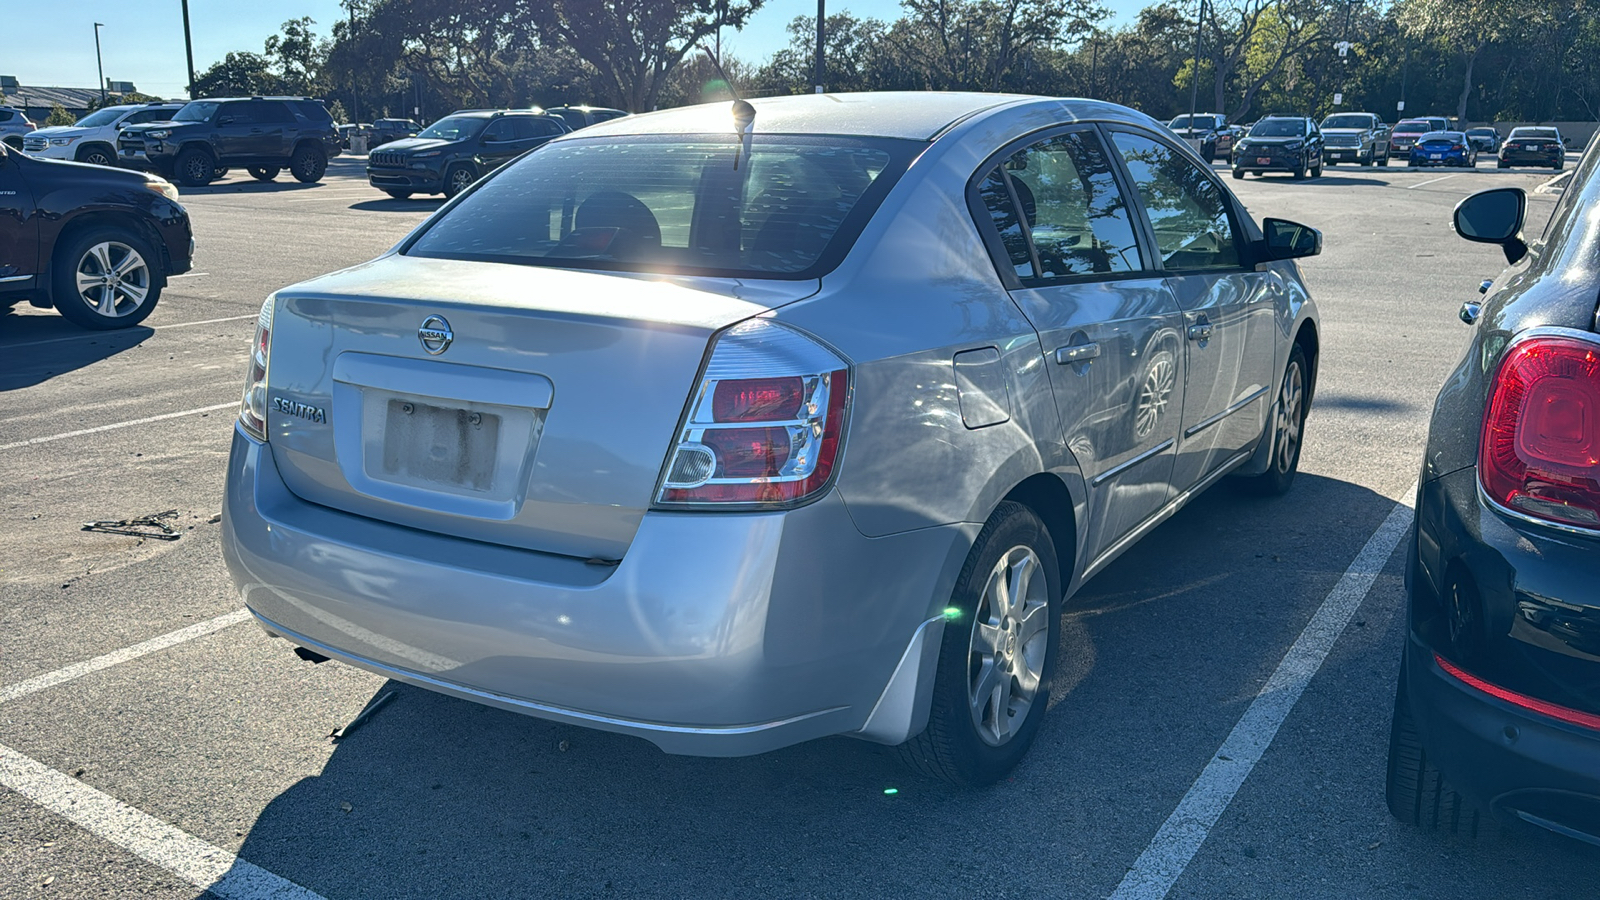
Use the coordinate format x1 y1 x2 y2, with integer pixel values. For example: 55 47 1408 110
1233 344 1307 496
898 501 1061 787
174 147 215 186
2 136 21 150
443 164 477 198
1311 156 1324 178
1386 663 1482 837
290 143 327 183
1379 152 1390 166
248 166 281 182
1232 168 1245 180
75 144 116 167
384 190 414 200
51 228 162 330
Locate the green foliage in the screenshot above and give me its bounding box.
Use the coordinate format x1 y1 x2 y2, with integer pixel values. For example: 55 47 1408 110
326 99 350 124
44 103 76 127
193 52 282 98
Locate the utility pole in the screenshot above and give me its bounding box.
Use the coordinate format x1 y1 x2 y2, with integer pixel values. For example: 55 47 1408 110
94 23 106 106
346 0 360 124
181 0 197 98
812 0 825 92
1187 0 1204 126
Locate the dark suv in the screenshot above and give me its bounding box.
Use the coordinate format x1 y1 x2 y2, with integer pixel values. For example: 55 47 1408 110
118 96 341 187
366 109 569 199
1231 115 1325 179
0 142 193 329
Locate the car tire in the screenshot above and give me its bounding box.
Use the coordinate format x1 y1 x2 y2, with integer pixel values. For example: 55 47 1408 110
1555 159 1565 171
1497 160 1509 169
248 166 281 181
2 136 22 151
1232 168 1245 180
1233 344 1308 496
898 501 1061 787
50 227 162 330
442 164 476 198
1379 153 1390 166
384 190 414 200
75 144 116 167
1386 663 1482 837
174 147 215 186
1311 157 1324 178
290 143 327 183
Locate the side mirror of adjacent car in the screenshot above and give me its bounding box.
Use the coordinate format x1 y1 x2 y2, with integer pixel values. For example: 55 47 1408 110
1453 187 1527 264
1260 218 1323 261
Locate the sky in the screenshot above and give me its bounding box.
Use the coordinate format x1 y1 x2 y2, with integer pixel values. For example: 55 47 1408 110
4 0 1147 101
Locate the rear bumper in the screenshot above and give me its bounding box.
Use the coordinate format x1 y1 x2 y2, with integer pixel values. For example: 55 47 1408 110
221 428 971 755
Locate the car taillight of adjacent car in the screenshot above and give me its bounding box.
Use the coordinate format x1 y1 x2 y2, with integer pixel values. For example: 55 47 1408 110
1479 331 1600 531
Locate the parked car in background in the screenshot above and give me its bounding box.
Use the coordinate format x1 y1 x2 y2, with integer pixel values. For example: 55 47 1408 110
365 108 569 199
1232 115 1324 178
1409 131 1477 168
1166 113 1238 162
371 118 422 146
118 96 341 187
1387 147 1600 844
544 105 629 132
22 102 184 168
1465 127 1501 154
0 106 36 150
1388 118 1440 157
1499 127 1567 170
0 142 191 329
1319 112 1390 166
225 91 1323 787
338 123 375 150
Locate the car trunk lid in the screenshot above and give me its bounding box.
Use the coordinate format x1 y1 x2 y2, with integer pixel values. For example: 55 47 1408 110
266 254 817 560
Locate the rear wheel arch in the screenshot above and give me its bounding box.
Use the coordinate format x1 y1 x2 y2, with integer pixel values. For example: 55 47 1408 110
998 472 1080 602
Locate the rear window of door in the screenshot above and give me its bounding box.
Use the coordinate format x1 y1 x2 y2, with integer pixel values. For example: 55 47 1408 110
1109 131 1241 272
254 101 296 124
973 129 1146 282
124 109 173 125
482 119 518 143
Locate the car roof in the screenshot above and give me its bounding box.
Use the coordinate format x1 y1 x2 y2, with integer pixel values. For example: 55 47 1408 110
446 109 548 118
577 91 1037 141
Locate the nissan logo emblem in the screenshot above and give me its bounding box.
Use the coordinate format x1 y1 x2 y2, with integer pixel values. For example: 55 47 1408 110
418 315 453 355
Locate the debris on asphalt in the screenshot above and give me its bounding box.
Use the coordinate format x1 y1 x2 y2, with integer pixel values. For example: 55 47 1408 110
80 510 182 541
207 513 222 524
329 690 397 742
558 739 570 752
340 801 353 814
1368 841 1382 850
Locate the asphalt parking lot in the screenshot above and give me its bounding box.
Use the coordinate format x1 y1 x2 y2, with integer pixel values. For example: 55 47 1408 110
2 152 1598 899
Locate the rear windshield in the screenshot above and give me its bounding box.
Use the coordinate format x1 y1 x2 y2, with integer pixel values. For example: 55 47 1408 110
1320 115 1373 129
1466 128 1496 135
1418 132 1462 142
1393 121 1428 133
405 134 918 279
1511 128 1558 139
1249 119 1303 136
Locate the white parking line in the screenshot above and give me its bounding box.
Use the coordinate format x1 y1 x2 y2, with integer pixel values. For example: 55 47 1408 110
1108 491 1415 900
3 314 254 350
169 272 210 279
0 401 236 452
0 609 252 705
1406 173 1460 190
0 743 326 900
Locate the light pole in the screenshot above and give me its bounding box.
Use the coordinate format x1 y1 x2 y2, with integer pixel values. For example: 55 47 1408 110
94 23 106 106
814 0 825 94
1187 0 1205 127
181 0 197 98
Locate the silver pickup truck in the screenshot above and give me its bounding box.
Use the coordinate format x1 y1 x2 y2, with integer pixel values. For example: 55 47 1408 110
1319 112 1392 166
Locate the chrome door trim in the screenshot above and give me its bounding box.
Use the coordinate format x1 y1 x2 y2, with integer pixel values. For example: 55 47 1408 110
1182 385 1271 439
0 274 33 283
1081 446 1252 583
1091 438 1174 488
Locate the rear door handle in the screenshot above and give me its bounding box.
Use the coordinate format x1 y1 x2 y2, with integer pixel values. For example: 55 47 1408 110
1187 322 1213 341
1054 343 1100 364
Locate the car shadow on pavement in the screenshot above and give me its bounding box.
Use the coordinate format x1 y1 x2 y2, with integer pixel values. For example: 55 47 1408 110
0 309 150 391
348 198 445 212
197 473 1538 898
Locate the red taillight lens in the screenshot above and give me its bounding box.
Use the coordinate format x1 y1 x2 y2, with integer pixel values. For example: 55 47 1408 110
1479 334 1600 530
657 320 850 508
237 298 273 440
1436 654 1600 730
712 377 803 422
1451 143 1464 151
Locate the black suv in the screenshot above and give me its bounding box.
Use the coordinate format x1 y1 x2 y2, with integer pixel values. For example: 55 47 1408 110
366 109 569 199
1232 115 1325 179
0 142 193 329
118 96 341 187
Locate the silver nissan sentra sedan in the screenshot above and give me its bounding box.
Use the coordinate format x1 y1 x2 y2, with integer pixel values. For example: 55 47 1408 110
223 92 1322 785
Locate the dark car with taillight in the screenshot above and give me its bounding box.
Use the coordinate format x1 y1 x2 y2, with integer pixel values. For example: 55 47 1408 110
1465 127 1501 154
0 142 191 329
1385 144 1600 843
1498 126 1567 170
365 109 569 199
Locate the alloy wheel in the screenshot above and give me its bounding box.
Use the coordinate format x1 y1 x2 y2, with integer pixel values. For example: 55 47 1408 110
1274 359 1304 473
966 545 1050 747
74 241 150 319
448 167 475 195
81 148 114 167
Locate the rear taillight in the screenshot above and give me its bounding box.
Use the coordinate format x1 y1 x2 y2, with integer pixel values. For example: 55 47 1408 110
1451 143 1465 151
656 319 849 508
1479 333 1600 531
238 297 273 440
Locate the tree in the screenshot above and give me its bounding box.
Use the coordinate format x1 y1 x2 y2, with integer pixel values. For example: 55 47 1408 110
532 0 765 112
886 0 1109 92
45 104 76 127
192 52 282 98
1396 0 1522 121
753 13 892 95
265 17 328 96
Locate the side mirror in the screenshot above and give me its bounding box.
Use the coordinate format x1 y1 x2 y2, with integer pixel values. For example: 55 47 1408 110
1260 218 1322 261
1453 187 1527 264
